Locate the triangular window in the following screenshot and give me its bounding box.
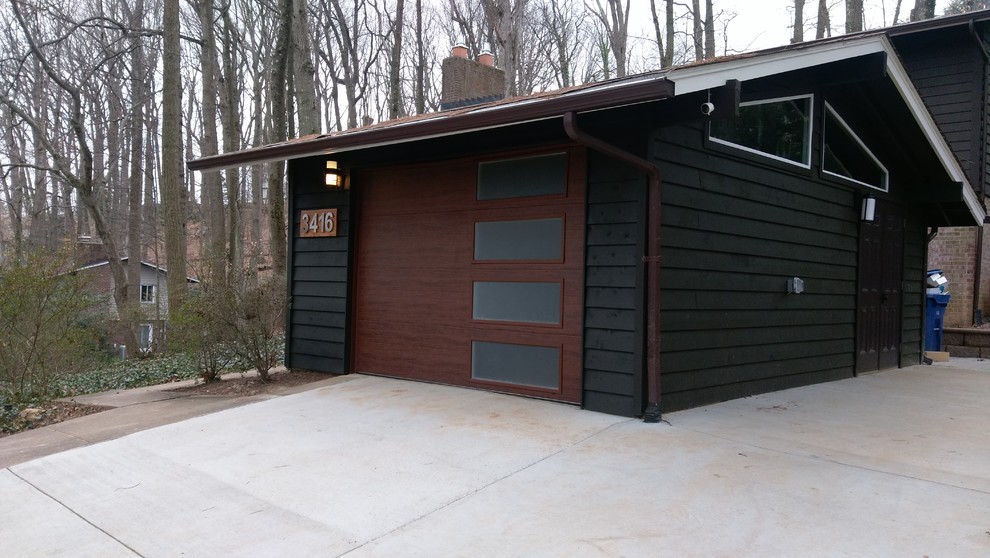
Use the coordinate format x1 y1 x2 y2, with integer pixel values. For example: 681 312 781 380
822 103 888 191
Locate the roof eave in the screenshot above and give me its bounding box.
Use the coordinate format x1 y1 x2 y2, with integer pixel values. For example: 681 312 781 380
188 75 675 172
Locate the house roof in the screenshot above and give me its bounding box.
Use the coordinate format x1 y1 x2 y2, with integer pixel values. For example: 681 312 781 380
187 71 675 172
75 258 200 283
188 12 990 225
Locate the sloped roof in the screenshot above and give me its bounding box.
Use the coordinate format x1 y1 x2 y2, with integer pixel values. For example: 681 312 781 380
188 14 990 224
75 257 200 283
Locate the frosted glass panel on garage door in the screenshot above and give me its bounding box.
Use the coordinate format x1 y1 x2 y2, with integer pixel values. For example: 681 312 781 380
473 281 561 324
471 341 560 389
477 153 567 200
474 218 563 261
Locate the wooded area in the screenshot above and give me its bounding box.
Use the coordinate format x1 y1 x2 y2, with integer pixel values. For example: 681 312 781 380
0 0 983 349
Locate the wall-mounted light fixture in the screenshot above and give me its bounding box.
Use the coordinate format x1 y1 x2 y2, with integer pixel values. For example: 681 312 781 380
325 160 345 190
860 194 876 222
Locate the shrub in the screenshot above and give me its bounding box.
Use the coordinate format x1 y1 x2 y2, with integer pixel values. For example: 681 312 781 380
168 288 239 383
0 251 104 404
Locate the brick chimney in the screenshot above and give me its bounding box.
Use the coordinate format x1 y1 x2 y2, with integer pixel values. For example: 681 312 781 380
75 235 107 267
441 45 506 111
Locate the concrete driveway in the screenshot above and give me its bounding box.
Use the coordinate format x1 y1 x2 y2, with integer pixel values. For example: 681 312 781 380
2 364 988 557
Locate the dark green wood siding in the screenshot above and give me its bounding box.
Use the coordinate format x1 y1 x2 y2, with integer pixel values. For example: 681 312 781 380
287 157 352 373
583 151 646 416
894 28 987 192
901 209 926 366
654 124 859 412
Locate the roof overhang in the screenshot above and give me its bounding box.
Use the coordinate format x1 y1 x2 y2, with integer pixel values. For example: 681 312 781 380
667 35 985 225
188 74 675 172
188 32 985 225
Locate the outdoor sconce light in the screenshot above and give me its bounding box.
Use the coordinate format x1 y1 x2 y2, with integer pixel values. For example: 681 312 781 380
860 194 876 222
325 160 345 190
787 276 805 294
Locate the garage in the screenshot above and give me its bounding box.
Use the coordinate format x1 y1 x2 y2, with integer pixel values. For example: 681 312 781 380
352 147 587 403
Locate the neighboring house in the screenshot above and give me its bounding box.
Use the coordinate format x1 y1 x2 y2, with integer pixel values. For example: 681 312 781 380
190 22 983 420
887 11 990 327
74 257 197 353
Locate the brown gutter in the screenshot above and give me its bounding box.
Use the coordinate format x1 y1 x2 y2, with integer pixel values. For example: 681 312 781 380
189 77 675 172
562 111 663 423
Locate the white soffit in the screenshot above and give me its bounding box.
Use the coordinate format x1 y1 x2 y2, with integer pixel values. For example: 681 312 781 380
668 34 985 225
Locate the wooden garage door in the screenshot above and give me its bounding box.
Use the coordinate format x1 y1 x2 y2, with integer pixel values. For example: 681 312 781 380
353 148 586 402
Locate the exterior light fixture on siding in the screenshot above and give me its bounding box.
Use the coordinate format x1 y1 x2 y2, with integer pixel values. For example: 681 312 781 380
861 194 876 222
325 160 345 190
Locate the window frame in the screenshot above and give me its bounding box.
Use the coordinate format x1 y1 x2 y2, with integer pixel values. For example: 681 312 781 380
140 284 156 304
821 101 890 192
708 93 815 169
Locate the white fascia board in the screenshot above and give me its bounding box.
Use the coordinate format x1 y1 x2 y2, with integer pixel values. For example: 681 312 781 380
666 37 889 95
881 37 986 225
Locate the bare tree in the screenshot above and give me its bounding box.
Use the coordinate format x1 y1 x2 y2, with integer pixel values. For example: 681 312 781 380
415 0 426 114
162 0 187 317
3 1 132 334
197 0 226 284
911 0 936 20
388 0 406 120
589 0 630 77
293 0 321 134
793 0 806 43
846 0 863 32
816 0 832 38
481 0 529 96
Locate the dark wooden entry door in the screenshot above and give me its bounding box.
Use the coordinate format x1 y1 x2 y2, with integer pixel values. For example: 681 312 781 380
856 200 904 373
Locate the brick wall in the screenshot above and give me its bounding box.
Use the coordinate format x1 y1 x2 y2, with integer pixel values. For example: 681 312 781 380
927 226 981 327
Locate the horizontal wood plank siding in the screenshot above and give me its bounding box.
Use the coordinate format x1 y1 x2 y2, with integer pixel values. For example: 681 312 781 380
895 29 985 190
655 124 858 412
901 209 925 365
287 157 351 374
583 151 646 416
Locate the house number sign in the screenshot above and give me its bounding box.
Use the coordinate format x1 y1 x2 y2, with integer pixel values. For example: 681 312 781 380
299 208 337 237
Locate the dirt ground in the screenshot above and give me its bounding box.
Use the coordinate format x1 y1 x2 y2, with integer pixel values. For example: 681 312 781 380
1 369 330 439
166 369 330 396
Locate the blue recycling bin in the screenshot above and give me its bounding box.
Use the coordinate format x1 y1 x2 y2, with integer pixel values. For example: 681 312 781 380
925 293 951 351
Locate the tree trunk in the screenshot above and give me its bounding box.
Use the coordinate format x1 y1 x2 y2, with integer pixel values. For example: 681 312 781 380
162 0 187 319
126 0 146 353
665 0 675 67
650 0 664 66
793 0 806 43
910 0 936 20
692 0 703 61
268 0 293 276
704 0 715 59
293 0 321 135
388 0 405 120
816 0 831 38
415 0 425 115
198 0 226 285
220 6 242 287
846 0 863 33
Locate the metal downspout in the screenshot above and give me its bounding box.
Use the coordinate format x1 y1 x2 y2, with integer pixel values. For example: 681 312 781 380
563 111 664 423
969 20 989 325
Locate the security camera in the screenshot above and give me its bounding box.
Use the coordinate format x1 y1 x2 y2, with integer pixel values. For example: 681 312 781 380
700 102 715 115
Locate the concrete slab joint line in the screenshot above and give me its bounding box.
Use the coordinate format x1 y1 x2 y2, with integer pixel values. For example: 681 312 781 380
8 469 144 557
337 417 638 557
